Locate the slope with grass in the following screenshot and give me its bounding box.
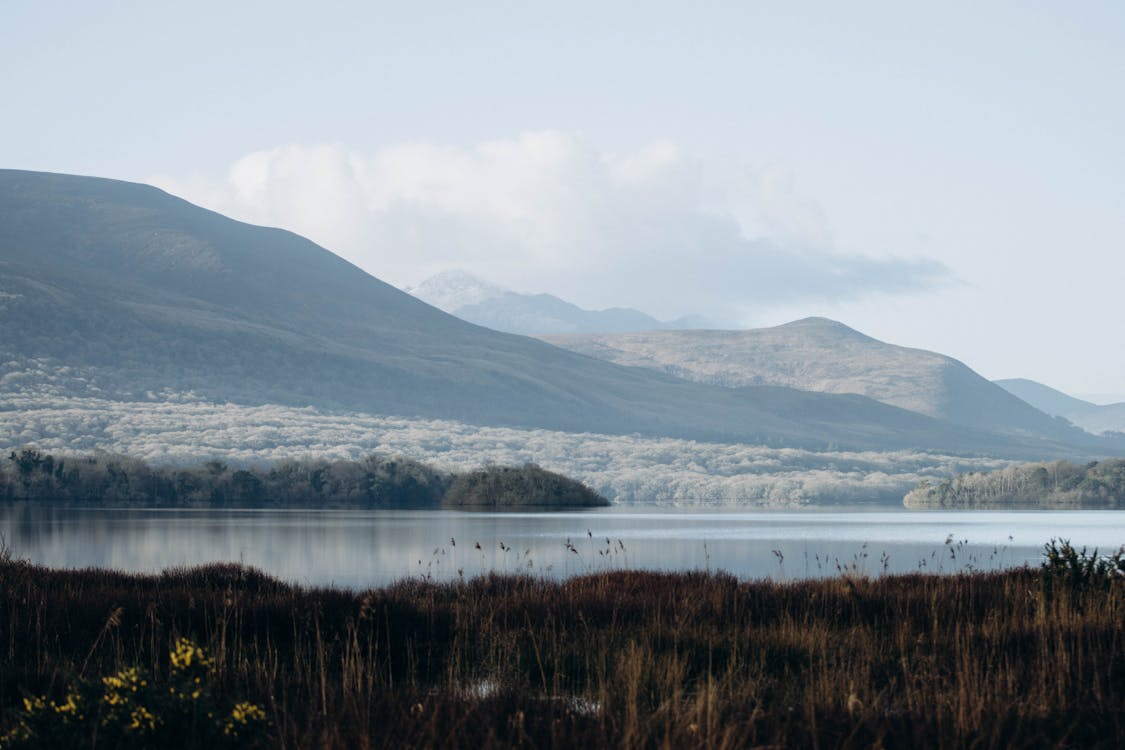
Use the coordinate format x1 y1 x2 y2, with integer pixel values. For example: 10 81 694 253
0 169 1070 457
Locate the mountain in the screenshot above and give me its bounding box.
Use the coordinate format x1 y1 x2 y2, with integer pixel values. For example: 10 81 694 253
995 378 1125 435
0 169 1108 458
405 270 507 312
407 270 711 334
540 318 1106 444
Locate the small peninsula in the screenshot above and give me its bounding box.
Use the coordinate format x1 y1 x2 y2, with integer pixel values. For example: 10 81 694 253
904 458 1125 509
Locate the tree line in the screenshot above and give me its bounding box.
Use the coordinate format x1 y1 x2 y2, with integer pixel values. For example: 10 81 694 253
904 458 1125 509
1 449 607 510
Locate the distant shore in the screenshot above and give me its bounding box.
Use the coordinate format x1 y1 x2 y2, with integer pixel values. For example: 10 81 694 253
904 458 1125 509
1 449 608 511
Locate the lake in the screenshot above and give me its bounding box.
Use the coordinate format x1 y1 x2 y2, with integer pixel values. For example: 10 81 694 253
2 505 1122 589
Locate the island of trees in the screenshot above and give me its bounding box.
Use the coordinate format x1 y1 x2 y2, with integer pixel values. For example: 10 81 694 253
443 463 607 509
0 449 608 510
904 458 1125 509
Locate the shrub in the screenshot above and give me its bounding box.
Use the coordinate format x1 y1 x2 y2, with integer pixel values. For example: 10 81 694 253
0 638 267 750
1040 538 1125 602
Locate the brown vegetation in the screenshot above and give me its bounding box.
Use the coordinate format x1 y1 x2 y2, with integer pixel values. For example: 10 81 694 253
1 551 1123 748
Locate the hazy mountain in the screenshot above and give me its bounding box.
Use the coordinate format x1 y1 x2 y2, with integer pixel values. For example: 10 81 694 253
408 269 712 334
995 378 1125 435
0 169 1107 458
405 270 507 312
541 319 1103 442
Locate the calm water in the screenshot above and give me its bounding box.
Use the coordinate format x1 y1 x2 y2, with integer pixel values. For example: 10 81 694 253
2 505 1123 589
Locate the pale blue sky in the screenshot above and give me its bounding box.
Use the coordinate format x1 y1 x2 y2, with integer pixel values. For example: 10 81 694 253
3 2 1123 396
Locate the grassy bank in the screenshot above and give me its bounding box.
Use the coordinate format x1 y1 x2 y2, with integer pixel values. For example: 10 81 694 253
1 551 1123 748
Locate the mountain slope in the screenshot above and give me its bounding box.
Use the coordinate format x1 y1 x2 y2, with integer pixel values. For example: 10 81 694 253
408 270 710 334
996 378 1125 435
0 170 1101 457
541 319 1103 444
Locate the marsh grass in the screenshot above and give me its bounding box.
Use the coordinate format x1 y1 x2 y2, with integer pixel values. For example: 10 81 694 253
1 553 1123 748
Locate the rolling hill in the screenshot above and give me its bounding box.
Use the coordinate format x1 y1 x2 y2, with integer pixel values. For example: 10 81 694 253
540 319 1104 443
0 169 1109 458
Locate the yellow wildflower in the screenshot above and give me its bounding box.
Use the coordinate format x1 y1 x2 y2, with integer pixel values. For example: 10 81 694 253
170 637 213 673
223 701 267 736
21 696 46 714
51 693 80 717
127 705 157 733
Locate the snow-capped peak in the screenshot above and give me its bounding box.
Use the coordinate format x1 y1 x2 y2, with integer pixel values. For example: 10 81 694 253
405 269 508 313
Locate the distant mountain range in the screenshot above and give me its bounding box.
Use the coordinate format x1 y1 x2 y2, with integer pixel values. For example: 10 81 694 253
995 379 1125 435
407 270 712 334
540 319 1102 442
407 273 1125 444
0 169 1117 460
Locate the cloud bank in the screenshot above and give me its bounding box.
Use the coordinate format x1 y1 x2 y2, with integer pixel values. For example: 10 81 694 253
154 132 949 322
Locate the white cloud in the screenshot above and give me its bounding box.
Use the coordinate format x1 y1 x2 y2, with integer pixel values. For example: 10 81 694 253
152 131 949 322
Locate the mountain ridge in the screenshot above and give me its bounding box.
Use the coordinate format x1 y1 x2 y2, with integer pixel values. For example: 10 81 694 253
408 269 712 334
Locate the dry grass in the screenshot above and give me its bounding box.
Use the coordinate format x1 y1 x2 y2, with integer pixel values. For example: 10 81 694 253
1 556 1123 748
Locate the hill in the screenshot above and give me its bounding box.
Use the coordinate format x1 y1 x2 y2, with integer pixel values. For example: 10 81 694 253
540 319 1105 444
995 378 1125 435
0 169 1107 458
408 270 710 334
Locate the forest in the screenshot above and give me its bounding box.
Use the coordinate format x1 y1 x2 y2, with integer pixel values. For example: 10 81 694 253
0 449 607 510
904 458 1125 509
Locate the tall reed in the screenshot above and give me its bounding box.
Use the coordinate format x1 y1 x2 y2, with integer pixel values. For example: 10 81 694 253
1 555 1122 748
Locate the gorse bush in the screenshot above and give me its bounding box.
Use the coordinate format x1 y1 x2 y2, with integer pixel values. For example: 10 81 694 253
0 637 267 750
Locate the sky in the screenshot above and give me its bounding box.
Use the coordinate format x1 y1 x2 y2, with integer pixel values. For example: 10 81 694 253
3 1 1123 398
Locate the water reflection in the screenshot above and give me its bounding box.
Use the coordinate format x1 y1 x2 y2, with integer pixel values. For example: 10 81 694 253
2 505 1122 589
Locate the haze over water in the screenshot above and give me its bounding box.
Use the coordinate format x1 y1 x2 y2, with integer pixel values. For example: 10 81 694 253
4 506 1121 589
